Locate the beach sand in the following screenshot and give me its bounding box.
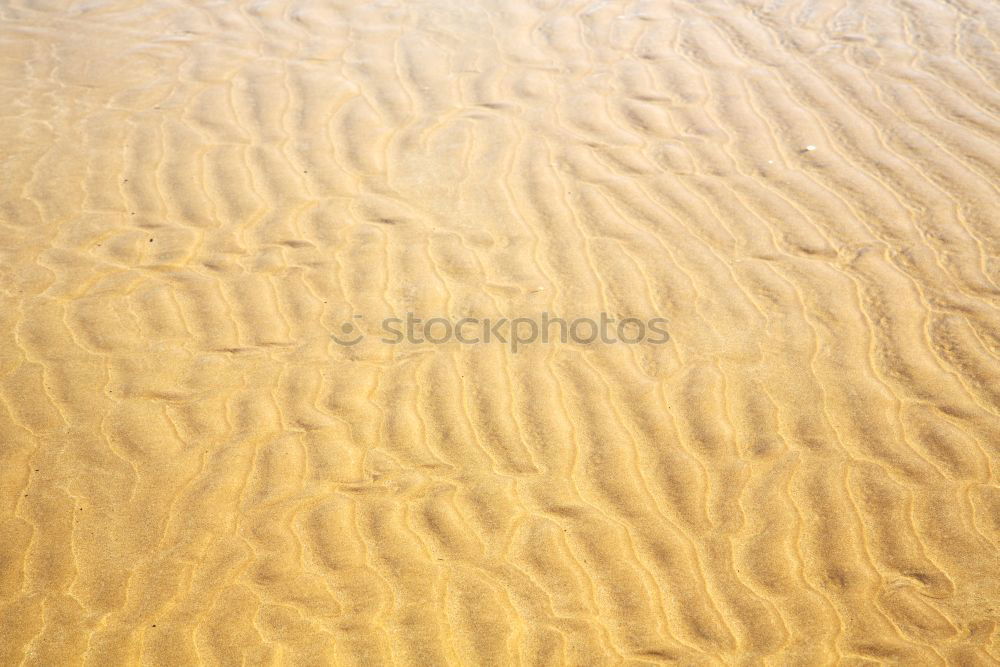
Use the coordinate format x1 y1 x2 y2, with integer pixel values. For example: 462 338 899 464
1 0 999 663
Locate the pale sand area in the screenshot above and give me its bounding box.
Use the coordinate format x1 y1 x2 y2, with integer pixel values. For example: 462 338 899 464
1 0 999 663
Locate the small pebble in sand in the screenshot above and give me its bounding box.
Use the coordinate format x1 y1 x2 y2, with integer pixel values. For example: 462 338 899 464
805 145 817 151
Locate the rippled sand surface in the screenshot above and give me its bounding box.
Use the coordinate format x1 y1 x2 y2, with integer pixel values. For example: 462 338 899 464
2 0 1000 663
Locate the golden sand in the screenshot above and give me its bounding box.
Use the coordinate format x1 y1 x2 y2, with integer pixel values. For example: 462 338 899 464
1 0 999 663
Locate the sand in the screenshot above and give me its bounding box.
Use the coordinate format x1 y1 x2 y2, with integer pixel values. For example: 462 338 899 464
1 0 999 663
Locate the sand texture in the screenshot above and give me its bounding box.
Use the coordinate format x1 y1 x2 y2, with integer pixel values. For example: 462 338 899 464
1 0 999 664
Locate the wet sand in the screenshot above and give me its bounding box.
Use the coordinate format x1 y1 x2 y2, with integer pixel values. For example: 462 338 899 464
1 0 999 663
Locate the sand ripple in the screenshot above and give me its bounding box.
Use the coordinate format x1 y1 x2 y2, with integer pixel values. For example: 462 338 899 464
1 0 998 663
